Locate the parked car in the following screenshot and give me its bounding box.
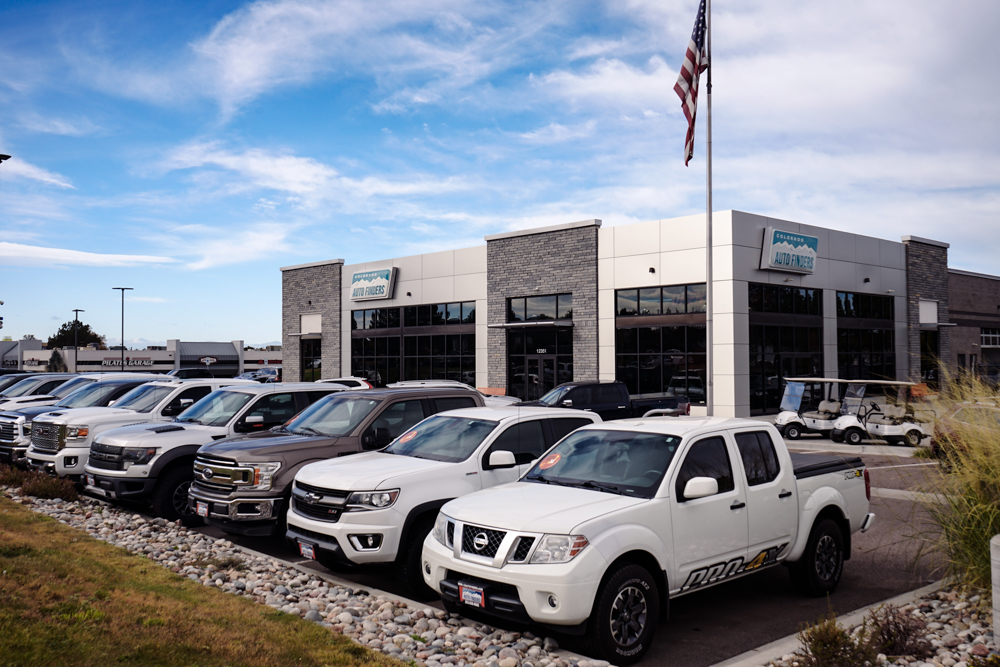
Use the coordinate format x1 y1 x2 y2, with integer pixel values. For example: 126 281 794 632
287 406 601 595
236 367 282 383
316 376 373 389
188 386 487 540
387 380 519 407
167 368 214 379
0 373 78 406
83 383 343 522
423 417 874 664
515 380 689 420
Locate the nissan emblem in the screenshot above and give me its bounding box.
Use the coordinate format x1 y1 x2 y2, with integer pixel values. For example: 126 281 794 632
473 532 489 551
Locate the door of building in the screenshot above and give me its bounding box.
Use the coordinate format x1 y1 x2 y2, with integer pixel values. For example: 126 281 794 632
523 355 557 400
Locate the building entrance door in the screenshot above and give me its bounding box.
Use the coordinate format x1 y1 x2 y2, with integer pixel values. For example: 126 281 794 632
524 355 557 400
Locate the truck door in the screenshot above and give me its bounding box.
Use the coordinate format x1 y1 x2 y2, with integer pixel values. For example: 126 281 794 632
669 434 749 594
481 419 547 487
733 430 796 561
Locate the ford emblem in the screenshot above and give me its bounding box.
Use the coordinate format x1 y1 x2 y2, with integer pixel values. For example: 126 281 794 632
473 532 489 551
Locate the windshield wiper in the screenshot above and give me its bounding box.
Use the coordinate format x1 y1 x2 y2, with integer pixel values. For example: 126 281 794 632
577 480 625 495
294 427 325 437
525 474 572 487
176 417 202 424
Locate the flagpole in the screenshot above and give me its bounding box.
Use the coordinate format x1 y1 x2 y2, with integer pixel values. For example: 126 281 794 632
705 0 714 417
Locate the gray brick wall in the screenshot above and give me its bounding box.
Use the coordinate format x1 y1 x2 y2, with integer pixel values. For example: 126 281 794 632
903 240 949 380
281 262 343 382
486 225 599 389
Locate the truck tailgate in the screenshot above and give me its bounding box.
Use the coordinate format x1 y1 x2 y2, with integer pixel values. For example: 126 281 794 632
791 452 864 479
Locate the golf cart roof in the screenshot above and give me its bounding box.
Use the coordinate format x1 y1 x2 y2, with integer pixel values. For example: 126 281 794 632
784 378 917 387
783 378 853 384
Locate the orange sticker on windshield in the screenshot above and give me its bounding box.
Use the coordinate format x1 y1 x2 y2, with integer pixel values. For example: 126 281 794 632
399 431 417 444
539 453 561 470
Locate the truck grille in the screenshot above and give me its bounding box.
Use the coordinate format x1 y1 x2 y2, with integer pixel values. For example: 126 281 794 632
292 498 342 522
461 524 506 558
193 454 248 492
510 536 535 563
294 481 349 499
88 442 125 471
0 421 17 442
30 424 63 452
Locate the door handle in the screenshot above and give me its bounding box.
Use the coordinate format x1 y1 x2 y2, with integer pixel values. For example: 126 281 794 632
617 406 627 409
730 501 746 510
778 490 792 499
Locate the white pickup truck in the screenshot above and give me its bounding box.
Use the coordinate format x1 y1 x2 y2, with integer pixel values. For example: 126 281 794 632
422 417 874 665
287 406 601 596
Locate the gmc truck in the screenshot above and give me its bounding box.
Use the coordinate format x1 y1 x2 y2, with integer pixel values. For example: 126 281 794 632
423 417 874 664
188 387 486 541
515 380 689 420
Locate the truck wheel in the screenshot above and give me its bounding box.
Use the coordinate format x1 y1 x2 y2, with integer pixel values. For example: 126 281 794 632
784 424 802 440
830 432 844 443
904 430 922 447
788 519 844 596
845 428 865 445
584 563 660 665
151 465 201 526
395 516 436 600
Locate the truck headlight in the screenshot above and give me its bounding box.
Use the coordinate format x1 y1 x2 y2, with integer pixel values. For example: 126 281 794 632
122 447 157 468
431 512 450 545
529 534 589 564
66 425 90 440
346 489 399 510
22 422 32 436
238 462 281 491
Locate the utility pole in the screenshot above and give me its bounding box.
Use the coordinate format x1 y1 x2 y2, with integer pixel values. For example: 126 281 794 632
112 288 133 369
72 309 85 372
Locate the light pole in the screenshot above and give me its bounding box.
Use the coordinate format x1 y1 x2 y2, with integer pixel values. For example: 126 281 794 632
72 309 85 372
112 287 132 368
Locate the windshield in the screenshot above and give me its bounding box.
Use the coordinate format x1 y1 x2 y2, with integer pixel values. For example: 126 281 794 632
840 384 867 415
385 416 498 462
780 382 805 412
285 395 381 437
536 386 571 406
524 429 682 499
55 382 128 409
176 390 253 427
0 376 27 393
50 377 96 398
2 378 47 397
114 384 175 413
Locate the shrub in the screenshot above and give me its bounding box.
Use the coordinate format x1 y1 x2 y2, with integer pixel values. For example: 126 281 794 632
971 655 1000 667
0 463 27 487
865 604 930 657
20 471 79 502
795 612 880 667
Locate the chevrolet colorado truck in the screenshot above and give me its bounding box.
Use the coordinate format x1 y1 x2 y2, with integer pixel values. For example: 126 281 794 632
422 417 874 664
286 405 601 596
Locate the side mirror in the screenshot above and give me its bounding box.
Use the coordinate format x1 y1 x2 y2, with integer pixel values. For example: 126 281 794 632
179 398 194 408
683 477 718 501
561 399 573 407
245 415 264 425
487 450 517 469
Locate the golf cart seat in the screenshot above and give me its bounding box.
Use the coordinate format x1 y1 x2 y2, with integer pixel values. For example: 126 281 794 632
803 400 841 421
866 404 905 425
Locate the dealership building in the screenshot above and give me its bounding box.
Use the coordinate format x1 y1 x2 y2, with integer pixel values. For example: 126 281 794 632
281 210 1000 417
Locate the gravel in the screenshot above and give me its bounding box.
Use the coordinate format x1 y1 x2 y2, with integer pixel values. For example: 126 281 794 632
0 486 597 667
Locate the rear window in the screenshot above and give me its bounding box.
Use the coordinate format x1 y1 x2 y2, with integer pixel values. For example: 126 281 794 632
734 431 780 486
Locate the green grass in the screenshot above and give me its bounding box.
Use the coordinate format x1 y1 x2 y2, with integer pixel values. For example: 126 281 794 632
0 494 397 667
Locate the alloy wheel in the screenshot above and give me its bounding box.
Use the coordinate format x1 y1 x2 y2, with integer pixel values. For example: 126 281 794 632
609 585 648 647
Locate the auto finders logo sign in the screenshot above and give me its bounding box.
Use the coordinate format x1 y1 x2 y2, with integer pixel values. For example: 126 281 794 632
350 268 398 301
760 228 818 274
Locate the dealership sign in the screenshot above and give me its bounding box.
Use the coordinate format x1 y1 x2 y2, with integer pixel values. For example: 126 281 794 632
760 228 819 274
102 357 154 367
350 268 397 301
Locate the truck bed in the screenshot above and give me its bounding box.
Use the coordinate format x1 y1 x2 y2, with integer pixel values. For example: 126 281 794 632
790 452 864 480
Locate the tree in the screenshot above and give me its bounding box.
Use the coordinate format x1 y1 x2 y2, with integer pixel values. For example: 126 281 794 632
46 321 106 350
46 349 68 372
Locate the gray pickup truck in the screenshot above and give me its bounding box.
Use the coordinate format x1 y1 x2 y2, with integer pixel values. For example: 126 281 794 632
515 380 690 420
188 387 486 537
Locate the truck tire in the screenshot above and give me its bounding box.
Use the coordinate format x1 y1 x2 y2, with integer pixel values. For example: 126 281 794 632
788 518 844 596
784 424 802 440
584 563 660 665
151 465 202 526
904 430 922 447
395 515 436 600
845 428 865 445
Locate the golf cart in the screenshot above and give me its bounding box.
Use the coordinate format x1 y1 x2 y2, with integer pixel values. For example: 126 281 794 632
773 378 852 440
830 380 935 446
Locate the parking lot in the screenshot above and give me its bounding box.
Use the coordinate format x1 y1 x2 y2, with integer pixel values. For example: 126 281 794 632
192 436 944 667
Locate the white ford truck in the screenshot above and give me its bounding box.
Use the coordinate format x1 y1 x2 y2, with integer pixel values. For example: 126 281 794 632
287 406 601 596
422 417 874 664
84 383 346 522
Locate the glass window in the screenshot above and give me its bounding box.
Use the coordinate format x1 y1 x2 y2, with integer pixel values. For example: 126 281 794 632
662 326 685 352
735 431 780 486
508 329 525 355
508 298 525 322
617 290 638 316
526 295 557 321
432 335 446 356
616 328 638 354
353 311 365 330
386 415 497 462
557 294 573 319
808 289 822 316
763 285 779 312
779 287 795 314
639 327 661 353
417 305 432 326
288 395 382 437
662 286 686 314
386 308 400 328
245 393 298 429
688 325 706 353
686 284 706 313
639 288 661 315
418 335 432 356
549 417 594 443
433 304 447 325
446 303 461 325
486 420 547 465
794 288 808 314
404 306 417 327
462 334 476 356
433 396 478 413
462 302 476 324
301 338 322 382
675 436 734 500
371 399 427 440
748 283 763 312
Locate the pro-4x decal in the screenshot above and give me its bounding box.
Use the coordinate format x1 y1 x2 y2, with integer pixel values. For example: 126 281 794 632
680 543 788 592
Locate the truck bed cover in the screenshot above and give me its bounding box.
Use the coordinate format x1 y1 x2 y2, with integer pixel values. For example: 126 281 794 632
790 452 864 480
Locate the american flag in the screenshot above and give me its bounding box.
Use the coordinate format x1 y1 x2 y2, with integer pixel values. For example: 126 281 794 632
673 0 708 166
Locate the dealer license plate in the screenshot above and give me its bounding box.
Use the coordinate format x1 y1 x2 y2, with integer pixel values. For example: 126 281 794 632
86 474 95 486
459 583 485 608
196 501 208 517
298 542 316 559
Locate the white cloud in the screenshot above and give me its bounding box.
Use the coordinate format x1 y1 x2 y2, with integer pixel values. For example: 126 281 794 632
18 113 100 136
2 157 75 189
518 120 596 144
534 56 677 114
0 242 178 268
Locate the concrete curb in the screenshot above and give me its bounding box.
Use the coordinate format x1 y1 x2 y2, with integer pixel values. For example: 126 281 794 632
706 579 949 667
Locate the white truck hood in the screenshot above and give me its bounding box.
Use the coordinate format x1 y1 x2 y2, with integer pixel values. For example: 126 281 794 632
95 421 224 448
0 395 58 409
297 452 454 491
33 407 140 425
443 483 647 535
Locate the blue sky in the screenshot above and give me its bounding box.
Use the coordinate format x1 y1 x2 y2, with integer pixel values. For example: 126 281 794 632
2 0 998 347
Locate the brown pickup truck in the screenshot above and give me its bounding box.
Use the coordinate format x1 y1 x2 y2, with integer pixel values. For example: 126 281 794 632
187 387 485 537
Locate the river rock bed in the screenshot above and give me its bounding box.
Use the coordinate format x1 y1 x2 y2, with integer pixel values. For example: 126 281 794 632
766 588 997 667
1 488 608 667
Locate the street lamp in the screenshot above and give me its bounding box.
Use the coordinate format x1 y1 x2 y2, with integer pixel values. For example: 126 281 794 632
112 287 133 368
72 309 85 371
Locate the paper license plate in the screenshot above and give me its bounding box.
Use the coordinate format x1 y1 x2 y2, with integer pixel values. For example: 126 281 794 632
298 542 316 559
86 474 95 486
196 501 208 517
459 583 485 608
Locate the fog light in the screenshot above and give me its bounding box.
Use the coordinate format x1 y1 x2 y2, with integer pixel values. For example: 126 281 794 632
348 534 383 551
64 456 78 468
424 562 431 575
547 595 558 608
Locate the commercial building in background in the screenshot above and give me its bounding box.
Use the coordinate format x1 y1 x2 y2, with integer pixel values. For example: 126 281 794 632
4 339 282 378
281 210 999 417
